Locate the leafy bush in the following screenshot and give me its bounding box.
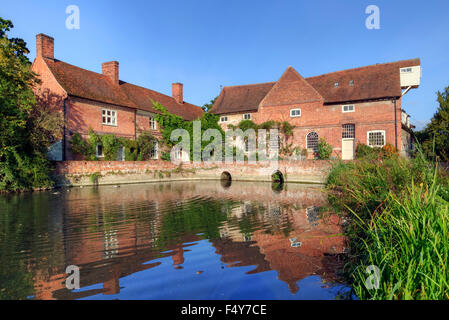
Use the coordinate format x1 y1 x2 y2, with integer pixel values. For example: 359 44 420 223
317 138 332 159
356 143 398 160
237 120 258 132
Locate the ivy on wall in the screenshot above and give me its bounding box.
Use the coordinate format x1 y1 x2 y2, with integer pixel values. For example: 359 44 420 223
70 129 157 161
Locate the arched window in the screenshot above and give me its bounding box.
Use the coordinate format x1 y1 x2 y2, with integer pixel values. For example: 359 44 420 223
306 132 319 152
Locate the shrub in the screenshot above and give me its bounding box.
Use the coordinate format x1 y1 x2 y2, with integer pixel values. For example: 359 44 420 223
317 138 332 159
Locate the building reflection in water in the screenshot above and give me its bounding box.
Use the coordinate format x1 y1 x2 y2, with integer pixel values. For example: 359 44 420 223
0 181 347 300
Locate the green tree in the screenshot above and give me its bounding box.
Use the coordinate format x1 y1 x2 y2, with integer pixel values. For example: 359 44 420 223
201 96 218 112
0 17 53 191
417 86 449 161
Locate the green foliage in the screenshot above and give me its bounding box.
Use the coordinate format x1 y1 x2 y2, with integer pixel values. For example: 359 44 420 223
416 86 449 161
326 152 449 299
201 96 217 112
154 102 224 160
317 138 332 159
237 120 258 132
136 131 157 161
258 120 276 130
70 129 157 161
280 121 294 137
356 143 398 160
0 17 54 191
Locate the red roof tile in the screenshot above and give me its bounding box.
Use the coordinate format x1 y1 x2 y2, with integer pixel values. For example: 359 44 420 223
306 58 421 104
210 82 275 114
260 66 323 107
43 58 203 120
211 59 420 114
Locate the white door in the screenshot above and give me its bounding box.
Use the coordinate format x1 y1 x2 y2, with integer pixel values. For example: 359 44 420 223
342 139 354 160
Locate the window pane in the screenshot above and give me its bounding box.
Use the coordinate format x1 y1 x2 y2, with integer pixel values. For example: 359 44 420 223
342 124 355 139
307 132 319 152
368 131 385 147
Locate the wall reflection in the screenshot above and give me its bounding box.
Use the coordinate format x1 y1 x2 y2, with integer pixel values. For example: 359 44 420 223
0 181 347 300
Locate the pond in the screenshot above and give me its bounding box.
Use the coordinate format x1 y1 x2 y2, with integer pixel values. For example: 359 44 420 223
0 181 353 300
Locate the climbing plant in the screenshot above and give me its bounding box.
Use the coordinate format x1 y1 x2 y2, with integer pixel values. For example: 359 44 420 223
70 129 157 161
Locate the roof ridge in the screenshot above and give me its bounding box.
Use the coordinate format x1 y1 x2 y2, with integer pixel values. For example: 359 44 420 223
45 57 112 80
306 58 420 79
223 81 276 89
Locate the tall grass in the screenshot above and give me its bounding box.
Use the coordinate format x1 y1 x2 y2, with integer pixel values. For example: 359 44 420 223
327 152 449 299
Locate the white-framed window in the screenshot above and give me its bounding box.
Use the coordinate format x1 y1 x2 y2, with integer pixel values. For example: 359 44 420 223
349 80 354 86
149 116 157 130
367 130 386 147
290 109 301 117
220 116 228 122
342 105 355 113
243 113 251 120
150 141 158 159
334 82 339 87
96 144 104 158
306 132 319 152
102 109 117 126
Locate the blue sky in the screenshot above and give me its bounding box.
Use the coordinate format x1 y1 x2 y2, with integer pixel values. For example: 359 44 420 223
2 0 449 129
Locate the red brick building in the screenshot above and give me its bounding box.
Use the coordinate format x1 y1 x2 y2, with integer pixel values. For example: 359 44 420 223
211 60 421 159
31 33 203 161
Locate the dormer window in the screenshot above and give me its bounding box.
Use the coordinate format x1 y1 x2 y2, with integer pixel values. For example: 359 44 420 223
349 80 354 86
334 82 339 87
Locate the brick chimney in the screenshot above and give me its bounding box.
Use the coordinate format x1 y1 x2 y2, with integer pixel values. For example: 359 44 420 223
36 33 54 59
102 61 119 85
172 83 183 104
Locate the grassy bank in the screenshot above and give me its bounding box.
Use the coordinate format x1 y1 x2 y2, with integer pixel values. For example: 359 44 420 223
326 152 449 299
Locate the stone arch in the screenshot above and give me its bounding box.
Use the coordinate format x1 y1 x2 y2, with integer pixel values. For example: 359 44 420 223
271 170 284 184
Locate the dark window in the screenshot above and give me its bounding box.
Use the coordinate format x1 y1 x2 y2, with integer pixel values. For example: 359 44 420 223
342 124 355 139
306 132 319 152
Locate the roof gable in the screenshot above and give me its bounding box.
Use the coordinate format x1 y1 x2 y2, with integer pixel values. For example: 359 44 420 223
260 66 324 107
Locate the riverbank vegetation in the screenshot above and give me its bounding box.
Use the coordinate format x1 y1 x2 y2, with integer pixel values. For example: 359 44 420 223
327 146 449 299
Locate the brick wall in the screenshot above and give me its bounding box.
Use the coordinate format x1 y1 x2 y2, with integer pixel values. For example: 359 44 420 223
220 99 402 157
54 160 332 186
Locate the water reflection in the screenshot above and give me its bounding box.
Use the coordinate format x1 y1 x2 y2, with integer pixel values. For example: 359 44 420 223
0 181 350 300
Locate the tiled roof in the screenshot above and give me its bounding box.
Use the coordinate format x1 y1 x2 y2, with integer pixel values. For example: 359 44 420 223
306 58 420 104
43 58 203 120
210 82 275 114
211 59 420 114
259 66 324 107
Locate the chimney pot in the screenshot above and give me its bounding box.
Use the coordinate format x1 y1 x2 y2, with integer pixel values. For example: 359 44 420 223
36 33 54 59
102 61 119 85
172 83 183 104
